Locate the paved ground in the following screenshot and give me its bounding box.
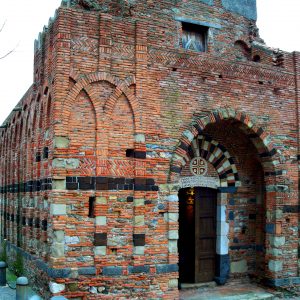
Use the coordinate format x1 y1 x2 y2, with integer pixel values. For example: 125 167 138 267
0 284 40 300
1 278 300 299
0 285 16 300
0 269 40 300
179 281 300 300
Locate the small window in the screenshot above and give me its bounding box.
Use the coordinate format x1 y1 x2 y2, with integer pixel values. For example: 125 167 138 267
88 197 96 218
182 22 208 52
43 147 49 159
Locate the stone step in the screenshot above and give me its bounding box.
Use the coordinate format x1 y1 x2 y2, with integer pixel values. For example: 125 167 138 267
180 281 217 290
180 291 275 300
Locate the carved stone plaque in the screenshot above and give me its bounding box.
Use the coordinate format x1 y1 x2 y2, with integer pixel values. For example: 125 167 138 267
179 176 220 189
190 157 208 176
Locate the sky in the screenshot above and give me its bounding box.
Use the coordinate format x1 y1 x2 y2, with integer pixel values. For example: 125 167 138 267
0 0 299 125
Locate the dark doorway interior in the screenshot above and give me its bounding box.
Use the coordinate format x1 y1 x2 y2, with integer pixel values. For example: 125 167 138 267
179 187 217 284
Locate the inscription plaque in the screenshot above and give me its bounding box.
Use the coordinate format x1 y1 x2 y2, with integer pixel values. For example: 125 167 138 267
179 176 219 189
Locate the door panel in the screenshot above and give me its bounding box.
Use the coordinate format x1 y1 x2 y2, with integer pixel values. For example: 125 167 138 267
195 188 217 283
179 187 216 284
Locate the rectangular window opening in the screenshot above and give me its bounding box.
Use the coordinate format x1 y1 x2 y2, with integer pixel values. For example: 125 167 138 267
182 22 208 52
88 196 96 218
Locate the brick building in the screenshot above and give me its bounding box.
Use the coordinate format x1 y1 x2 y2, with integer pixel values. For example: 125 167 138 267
0 0 300 298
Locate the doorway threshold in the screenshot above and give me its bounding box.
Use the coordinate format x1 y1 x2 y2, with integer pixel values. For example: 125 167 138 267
180 281 217 290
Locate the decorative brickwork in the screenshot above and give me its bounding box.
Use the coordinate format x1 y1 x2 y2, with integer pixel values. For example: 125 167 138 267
0 0 300 299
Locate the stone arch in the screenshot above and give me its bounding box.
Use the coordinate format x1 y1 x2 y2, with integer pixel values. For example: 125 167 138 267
171 108 278 286
188 134 240 187
170 108 278 183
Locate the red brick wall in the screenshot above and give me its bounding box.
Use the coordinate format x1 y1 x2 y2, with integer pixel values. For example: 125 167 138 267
0 0 299 298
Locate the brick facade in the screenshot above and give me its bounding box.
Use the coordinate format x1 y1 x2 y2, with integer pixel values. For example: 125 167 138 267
1 0 300 298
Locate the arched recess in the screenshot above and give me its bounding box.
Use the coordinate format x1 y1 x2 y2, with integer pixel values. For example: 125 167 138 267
67 90 97 176
107 93 135 177
56 72 142 176
57 72 141 135
169 107 279 286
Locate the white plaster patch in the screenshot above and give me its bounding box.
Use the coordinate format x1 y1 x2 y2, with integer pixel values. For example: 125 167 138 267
217 205 226 221
216 235 229 255
217 221 229 236
231 260 248 273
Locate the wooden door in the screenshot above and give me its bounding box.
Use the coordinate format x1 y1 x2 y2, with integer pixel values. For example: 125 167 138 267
195 188 216 282
179 187 216 284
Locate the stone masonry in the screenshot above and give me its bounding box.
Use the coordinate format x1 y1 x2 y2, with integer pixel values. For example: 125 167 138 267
0 0 300 298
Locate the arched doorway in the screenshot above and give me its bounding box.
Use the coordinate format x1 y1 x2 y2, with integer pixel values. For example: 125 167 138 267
179 187 217 283
175 115 270 287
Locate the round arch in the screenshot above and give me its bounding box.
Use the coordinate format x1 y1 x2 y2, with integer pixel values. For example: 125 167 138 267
170 107 278 184
57 71 141 134
168 107 280 287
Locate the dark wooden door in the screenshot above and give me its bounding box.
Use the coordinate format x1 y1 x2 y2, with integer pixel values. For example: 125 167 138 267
195 188 216 282
179 187 216 284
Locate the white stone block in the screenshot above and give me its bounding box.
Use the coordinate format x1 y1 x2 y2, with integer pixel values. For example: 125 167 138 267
134 198 144 206
168 230 179 240
169 279 178 288
65 236 80 245
54 230 65 243
94 246 106 256
96 197 107 204
269 260 283 272
134 215 145 226
95 216 107 226
183 130 194 142
168 240 178 253
49 282 65 293
135 134 145 143
133 246 145 255
168 213 179 222
50 204 66 216
167 195 178 202
269 236 285 247
54 136 70 148
52 179 66 190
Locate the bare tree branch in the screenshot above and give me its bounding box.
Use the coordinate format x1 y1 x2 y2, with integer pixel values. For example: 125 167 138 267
0 20 16 60
0 48 14 60
0 21 6 33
